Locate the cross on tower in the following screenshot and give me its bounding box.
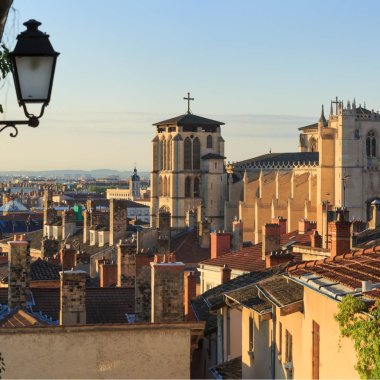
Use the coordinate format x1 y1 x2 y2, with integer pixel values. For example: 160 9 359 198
331 96 339 115
183 92 194 114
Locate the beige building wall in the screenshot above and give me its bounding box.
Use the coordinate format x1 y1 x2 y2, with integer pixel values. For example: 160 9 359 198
241 287 359 379
0 323 202 379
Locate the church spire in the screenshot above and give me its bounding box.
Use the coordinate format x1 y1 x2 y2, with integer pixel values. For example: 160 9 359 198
319 104 327 127
330 101 333 116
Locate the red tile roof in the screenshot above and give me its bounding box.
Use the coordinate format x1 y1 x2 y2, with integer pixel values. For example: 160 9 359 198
288 245 380 301
200 231 311 272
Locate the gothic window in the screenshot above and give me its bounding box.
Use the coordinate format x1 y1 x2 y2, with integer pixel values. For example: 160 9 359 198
163 177 167 196
194 177 200 197
193 137 201 170
161 137 166 170
153 142 158 171
167 176 170 197
166 137 172 170
309 137 317 152
366 130 376 157
207 134 213 148
185 177 192 198
159 176 163 196
184 137 192 169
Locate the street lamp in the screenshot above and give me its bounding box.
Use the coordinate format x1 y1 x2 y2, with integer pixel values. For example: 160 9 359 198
0 19 59 137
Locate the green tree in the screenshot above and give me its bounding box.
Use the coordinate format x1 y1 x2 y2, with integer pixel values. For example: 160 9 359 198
334 295 380 379
0 43 11 113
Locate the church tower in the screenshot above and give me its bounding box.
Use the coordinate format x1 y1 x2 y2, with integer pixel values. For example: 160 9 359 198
150 93 227 230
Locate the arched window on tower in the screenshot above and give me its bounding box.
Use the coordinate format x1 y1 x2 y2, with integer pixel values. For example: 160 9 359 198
185 177 192 198
161 137 166 170
194 177 200 197
184 137 192 169
309 137 317 152
366 130 377 158
167 176 170 197
159 176 163 196
153 141 158 171
193 137 200 170
207 135 213 149
163 177 167 196
166 137 172 170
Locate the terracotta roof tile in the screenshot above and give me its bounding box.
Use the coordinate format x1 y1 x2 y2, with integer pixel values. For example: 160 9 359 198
210 356 242 379
288 246 380 300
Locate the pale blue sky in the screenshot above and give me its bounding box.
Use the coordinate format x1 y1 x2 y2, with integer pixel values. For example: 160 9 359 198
1 0 380 171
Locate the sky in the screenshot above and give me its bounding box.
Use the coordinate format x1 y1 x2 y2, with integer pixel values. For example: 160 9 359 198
1 0 380 171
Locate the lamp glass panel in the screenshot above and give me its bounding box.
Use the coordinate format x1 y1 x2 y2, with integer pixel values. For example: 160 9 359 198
15 56 54 102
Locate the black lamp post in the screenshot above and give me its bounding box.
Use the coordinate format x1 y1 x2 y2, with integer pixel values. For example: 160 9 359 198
0 19 59 137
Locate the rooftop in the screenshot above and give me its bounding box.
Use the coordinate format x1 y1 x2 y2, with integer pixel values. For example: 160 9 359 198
287 245 380 302
153 113 224 127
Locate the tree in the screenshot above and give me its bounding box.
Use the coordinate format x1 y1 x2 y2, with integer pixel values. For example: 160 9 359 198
334 295 380 379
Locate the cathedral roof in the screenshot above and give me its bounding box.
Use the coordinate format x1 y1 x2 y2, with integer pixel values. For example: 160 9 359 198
234 152 319 167
153 113 224 127
202 153 226 160
298 122 318 131
355 105 372 115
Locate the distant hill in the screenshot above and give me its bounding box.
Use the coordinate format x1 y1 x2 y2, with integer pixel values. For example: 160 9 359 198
0 169 151 180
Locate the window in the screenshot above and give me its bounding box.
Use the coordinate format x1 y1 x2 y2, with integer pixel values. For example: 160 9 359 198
278 322 282 357
185 177 191 198
161 138 166 170
312 321 320 380
207 134 213 148
248 316 254 353
166 137 172 170
194 177 200 197
184 137 192 169
366 130 376 157
227 308 231 355
309 137 317 152
285 329 293 365
193 137 201 169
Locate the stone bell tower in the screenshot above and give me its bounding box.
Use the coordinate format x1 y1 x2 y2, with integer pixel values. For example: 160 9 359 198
150 93 227 230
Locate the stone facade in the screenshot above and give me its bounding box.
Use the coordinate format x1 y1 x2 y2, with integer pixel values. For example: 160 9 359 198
135 252 153 322
229 100 380 245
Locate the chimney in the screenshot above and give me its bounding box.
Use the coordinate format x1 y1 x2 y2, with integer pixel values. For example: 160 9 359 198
265 250 293 268
310 230 322 248
272 216 287 235
211 231 231 259
8 234 31 309
135 251 154 322
59 269 86 325
99 261 117 287
198 219 211 249
262 223 280 260
328 210 352 257
298 219 314 234
221 264 231 284
117 240 136 287
369 200 380 229
184 271 197 321
232 219 243 251
362 280 373 293
60 247 77 271
110 199 128 246
151 254 185 323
